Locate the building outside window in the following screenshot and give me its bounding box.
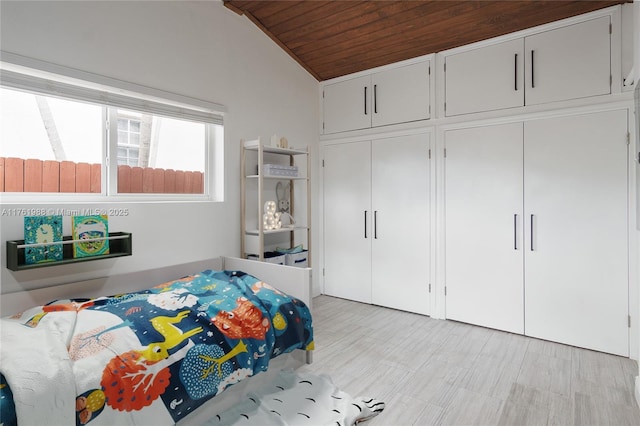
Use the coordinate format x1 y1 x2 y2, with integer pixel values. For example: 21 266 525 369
117 112 142 167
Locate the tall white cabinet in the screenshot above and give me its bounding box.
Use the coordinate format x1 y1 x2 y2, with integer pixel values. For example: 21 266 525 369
444 109 629 356
523 110 628 356
444 122 525 334
323 140 372 303
323 134 431 315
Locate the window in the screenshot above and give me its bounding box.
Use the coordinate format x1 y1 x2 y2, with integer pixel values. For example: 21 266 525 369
0 88 103 193
0 65 224 201
112 109 210 194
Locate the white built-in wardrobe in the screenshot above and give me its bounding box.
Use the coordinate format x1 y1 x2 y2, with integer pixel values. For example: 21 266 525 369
444 110 629 357
320 5 635 357
323 133 431 316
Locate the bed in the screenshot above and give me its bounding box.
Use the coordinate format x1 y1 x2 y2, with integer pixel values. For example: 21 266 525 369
0 257 313 426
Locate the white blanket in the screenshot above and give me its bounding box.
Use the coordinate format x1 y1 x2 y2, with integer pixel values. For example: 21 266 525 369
0 311 77 425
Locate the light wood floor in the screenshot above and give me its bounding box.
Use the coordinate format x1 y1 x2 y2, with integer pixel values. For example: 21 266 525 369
299 295 640 425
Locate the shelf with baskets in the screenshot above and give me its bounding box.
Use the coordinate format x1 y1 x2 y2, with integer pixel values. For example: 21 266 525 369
240 138 310 266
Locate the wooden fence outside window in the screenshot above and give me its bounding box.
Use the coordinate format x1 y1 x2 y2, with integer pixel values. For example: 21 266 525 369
0 158 204 194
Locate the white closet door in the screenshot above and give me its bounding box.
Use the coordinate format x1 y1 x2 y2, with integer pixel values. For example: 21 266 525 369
323 76 371 134
444 38 525 116
524 110 628 356
524 16 611 106
444 123 525 333
323 141 372 303
371 134 430 315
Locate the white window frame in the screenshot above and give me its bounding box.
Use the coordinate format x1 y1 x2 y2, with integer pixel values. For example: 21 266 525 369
0 52 226 203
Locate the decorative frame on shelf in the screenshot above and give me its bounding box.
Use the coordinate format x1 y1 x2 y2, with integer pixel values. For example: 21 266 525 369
6 232 132 271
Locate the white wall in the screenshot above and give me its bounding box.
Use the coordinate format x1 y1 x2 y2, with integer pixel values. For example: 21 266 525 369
0 1 320 297
631 0 640 406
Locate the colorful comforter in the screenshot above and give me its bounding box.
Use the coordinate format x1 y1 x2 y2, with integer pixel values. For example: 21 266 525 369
0 269 314 426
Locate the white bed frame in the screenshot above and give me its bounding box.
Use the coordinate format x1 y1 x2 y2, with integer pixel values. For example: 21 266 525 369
1 256 313 425
1 256 311 316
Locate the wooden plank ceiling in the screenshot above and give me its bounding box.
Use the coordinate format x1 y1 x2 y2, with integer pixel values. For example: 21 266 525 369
224 0 628 81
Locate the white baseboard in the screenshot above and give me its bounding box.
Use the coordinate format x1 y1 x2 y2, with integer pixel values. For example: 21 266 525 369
636 376 640 408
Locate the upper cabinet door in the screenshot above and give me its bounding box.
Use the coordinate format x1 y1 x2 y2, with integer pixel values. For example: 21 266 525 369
371 61 431 127
445 39 525 117
322 59 431 134
524 16 611 106
323 75 371 134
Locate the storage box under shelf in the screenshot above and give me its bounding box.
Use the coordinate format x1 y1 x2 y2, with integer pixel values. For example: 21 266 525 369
247 251 286 265
283 250 308 268
6 232 132 271
262 163 299 177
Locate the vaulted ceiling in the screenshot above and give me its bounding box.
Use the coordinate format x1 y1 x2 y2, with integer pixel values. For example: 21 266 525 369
223 0 629 81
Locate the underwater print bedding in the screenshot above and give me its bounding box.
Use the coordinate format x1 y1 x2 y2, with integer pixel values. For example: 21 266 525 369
0 269 314 426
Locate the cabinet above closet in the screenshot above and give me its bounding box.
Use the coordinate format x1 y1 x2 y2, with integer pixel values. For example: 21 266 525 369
321 59 432 134
440 10 620 117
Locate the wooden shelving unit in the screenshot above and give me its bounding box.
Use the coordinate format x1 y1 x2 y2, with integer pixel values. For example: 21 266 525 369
240 138 310 264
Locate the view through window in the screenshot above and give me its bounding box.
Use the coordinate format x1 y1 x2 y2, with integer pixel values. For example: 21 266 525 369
0 86 219 197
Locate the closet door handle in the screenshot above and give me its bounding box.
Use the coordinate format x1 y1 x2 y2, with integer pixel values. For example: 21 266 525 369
374 210 378 239
364 210 368 238
374 84 378 114
530 214 535 251
514 214 518 250
364 86 368 115
530 50 535 88
514 54 518 91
